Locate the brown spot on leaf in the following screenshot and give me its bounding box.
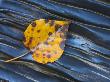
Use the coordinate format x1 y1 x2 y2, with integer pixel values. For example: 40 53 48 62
44 42 48 45
48 32 52 36
23 36 26 42
36 53 39 57
31 22 36 27
28 37 33 45
43 54 46 56
51 40 54 42
55 24 61 31
49 20 54 26
47 54 51 58
37 30 40 33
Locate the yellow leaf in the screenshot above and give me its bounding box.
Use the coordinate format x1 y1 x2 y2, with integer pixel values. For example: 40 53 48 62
24 19 70 64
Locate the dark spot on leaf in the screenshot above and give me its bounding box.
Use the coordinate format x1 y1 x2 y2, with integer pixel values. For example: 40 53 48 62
47 54 51 58
31 21 36 27
48 32 52 36
36 53 39 57
55 24 61 31
51 39 54 42
43 54 45 56
26 37 33 48
37 30 40 33
44 42 48 45
37 43 40 46
23 36 26 42
28 37 33 44
49 20 54 26
31 28 34 31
